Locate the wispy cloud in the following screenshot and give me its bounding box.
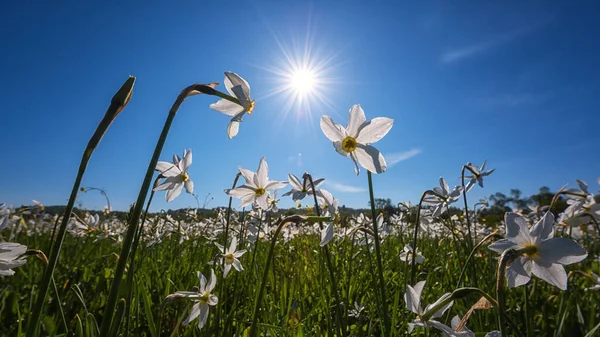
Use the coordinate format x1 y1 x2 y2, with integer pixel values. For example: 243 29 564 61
325 180 367 193
386 148 421 167
441 21 549 64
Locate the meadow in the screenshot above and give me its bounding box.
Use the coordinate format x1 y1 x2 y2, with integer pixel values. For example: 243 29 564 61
1 74 599 337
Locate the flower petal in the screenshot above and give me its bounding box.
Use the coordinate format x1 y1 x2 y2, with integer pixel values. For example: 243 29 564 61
537 238 587 265
504 213 532 245
320 223 334 247
256 157 268 187
506 256 532 288
354 144 387 174
182 303 201 326
225 72 251 100
227 119 240 139
238 167 256 185
532 261 568 290
347 104 366 137
207 269 216 292
197 303 210 329
488 238 520 254
530 212 555 244
404 281 426 314
356 117 394 144
210 99 244 117
264 180 288 191
185 180 194 194
320 116 345 142
165 183 183 202
156 162 180 177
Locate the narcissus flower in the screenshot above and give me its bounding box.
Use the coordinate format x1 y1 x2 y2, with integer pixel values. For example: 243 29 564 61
320 104 393 175
282 173 324 201
214 237 247 278
154 149 194 202
405 280 454 333
424 177 463 217
489 212 588 290
176 270 218 330
0 242 28 276
399 244 425 265
225 157 287 210
210 72 254 139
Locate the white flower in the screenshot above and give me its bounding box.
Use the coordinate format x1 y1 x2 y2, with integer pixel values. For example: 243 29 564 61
154 149 194 202
464 160 495 192
214 237 247 278
489 212 588 290
177 270 218 330
320 223 334 247
316 189 339 219
348 302 365 318
282 174 324 201
320 104 393 175
0 242 27 276
209 72 254 139
440 316 475 337
399 244 425 265
405 280 454 333
424 177 463 217
226 157 288 210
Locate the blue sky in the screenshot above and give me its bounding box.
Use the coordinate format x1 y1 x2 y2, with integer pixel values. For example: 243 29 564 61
1 1 599 212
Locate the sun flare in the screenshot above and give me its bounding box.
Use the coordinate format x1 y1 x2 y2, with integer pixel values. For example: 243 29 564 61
290 69 316 95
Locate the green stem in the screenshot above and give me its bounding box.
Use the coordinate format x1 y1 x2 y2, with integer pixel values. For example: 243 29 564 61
99 83 223 336
366 171 390 337
305 173 346 337
27 76 135 337
461 166 477 288
250 215 306 337
496 247 533 336
409 191 431 285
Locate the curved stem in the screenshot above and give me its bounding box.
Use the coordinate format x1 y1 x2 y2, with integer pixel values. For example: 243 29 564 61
99 83 221 336
27 76 135 337
410 190 431 285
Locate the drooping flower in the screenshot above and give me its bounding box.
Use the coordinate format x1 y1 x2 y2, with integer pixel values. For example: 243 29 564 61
214 237 247 278
399 244 425 265
225 157 288 210
0 242 28 276
209 72 254 139
282 173 324 201
176 270 218 330
405 280 454 333
488 212 588 290
154 149 194 202
320 104 394 175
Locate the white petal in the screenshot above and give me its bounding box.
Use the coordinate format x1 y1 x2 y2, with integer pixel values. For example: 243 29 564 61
227 119 240 139
181 149 192 172
532 261 568 290
207 269 217 292
210 99 244 116
488 239 519 254
426 293 453 318
356 117 394 144
354 144 386 174
225 72 251 100
227 186 255 199
197 303 210 329
156 162 179 177
257 157 268 187
320 116 345 142
530 212 555 244
229 237 237 253
347 104 366 137
223 263 231 278
288 174 303 190
349 152 360 175
505 213 532 245
320 223 334 247
232 258 244 272
264 180 288 191
404 281 426 314
506 256 532 288
185 180 194 194
238 167 256 185
198 271 207 291
537 238 587 265
165 183 183 202
182 303 201 326
255 193 269 210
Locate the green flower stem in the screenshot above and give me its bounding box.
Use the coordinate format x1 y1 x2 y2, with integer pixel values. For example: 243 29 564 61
455 232 503 289
216 172 241 334
421 287 498 322
99 83 228 337
250 215 307 337
366 171 391 337
27 76 135 337
496 246 535 336
409 190 432 285
305 173 346 337
461 166 478 288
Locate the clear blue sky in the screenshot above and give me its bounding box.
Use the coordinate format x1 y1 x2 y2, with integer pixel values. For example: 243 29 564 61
1 1 599 211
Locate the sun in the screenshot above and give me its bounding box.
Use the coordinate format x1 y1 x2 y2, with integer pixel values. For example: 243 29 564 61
290 69 316 95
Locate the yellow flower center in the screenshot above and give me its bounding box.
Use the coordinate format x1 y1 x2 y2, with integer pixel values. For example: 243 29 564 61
199 291 210 303
180 173 189 182
342 136 357 152
255 187 265 197
224 253 235 264
246 100 255 114
523 243 539 259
